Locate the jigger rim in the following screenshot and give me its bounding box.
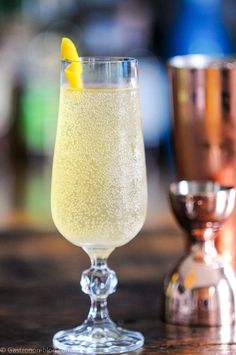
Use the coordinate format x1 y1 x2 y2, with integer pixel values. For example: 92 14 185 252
169 180 235 197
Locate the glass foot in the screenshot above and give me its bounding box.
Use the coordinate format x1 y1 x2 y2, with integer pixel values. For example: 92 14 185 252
53 321 144 354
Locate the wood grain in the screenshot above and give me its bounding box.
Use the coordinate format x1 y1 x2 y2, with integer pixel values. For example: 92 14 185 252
0 229 235 354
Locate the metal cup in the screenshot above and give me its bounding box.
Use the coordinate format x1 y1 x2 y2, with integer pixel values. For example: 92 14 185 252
169 55 236 269
164 180 236 326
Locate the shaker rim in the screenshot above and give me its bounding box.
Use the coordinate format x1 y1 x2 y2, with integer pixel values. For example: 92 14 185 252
168 54 236 69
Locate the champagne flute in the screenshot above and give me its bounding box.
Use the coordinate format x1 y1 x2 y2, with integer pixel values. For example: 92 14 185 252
51 57 147 353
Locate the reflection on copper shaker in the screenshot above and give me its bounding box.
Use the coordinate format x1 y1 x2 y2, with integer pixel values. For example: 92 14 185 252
169 55 236 269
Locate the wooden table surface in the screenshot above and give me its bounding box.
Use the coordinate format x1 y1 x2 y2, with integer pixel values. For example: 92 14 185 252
1 225 236 354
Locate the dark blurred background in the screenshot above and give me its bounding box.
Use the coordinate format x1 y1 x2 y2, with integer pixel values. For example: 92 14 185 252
0 0 236 233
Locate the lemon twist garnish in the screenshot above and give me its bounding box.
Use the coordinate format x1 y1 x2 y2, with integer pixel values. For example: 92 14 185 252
61 37 84 89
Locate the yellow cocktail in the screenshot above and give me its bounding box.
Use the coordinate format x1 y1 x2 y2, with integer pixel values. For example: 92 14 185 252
52 86 146 257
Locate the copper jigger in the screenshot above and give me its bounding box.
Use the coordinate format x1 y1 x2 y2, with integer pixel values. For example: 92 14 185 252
164 180 236 326
169 55 236 269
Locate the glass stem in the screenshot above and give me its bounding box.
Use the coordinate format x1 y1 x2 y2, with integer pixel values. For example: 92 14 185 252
89 298 109 321
80 257 118 325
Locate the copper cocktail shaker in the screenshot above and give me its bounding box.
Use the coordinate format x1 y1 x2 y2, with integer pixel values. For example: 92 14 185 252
169 55 236 269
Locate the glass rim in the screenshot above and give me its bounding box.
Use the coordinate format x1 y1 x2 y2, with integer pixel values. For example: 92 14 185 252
62 57 138 65
168 54 236 69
